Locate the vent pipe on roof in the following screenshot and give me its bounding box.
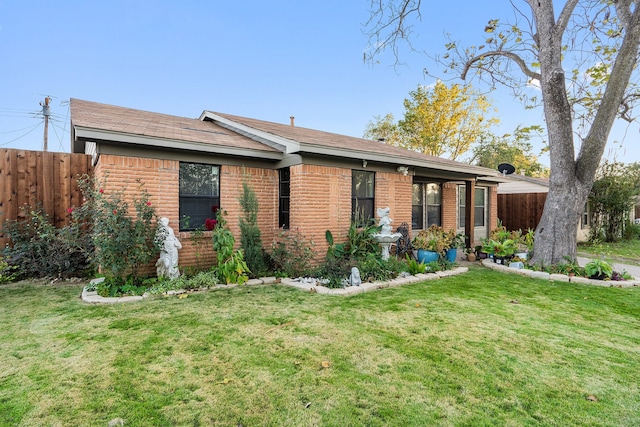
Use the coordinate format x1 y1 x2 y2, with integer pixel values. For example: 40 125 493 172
290 116 295 127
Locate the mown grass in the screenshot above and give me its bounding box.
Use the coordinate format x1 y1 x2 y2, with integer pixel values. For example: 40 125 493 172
578 239 640 265
1 268 639 426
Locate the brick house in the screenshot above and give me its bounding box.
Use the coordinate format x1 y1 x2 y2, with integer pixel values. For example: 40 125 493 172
70 99 502 266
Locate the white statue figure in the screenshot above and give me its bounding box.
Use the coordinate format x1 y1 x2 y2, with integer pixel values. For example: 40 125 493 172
377 207 393 235
350 267 362 286
155 217 182 279
373 207 402 260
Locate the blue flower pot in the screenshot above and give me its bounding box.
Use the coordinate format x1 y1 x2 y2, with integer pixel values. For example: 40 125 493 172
445 248 457 263
417 249 439 264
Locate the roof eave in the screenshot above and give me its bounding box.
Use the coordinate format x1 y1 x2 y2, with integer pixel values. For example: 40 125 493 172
73 126 283 160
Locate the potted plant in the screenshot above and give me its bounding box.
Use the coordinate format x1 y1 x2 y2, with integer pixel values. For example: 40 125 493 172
482 238 517 264
412 225 452 264
445 232 466 263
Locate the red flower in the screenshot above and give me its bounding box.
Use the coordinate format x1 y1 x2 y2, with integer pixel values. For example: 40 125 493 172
211 205 219 213
146 201 152 206
67 208 73 214
113 210 118 214
205 218 217 231
99 189 104 193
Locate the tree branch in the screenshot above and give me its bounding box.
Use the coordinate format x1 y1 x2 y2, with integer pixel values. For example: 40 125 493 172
461 50 541 81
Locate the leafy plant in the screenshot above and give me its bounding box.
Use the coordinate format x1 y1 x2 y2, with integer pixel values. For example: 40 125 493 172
238 181 268 277
271 228 316 278
584 259 613 280
212 209 249 285
357 253 405 282
2 204 93 279
482 238 517 258
412 224 455 253
0 256 19 284
75 176 160 289
405 255 427 275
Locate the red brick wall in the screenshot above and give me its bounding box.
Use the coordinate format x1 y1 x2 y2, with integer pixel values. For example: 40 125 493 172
220 165 278 250
375 172 413 232
489 185 498 232
441 182 458 231
289 164 352 259
95 155 279 271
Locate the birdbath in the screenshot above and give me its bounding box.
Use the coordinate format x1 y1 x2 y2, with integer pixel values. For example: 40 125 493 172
372 207 402 260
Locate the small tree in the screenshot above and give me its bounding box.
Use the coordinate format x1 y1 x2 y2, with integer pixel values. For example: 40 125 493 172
365 82 498 161
238 181 267 276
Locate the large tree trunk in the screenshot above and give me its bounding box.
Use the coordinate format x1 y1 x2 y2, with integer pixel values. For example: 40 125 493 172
529 0 640 265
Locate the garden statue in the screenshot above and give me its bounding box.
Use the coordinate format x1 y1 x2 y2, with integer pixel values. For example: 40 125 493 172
373 207 402 260
350 266 362 286
155 217 182 279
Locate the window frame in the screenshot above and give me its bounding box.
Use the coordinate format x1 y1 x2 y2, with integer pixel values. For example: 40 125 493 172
412 182 442 229
279 167 290 229
352 170 375 224
179 162 220 232
458 185 486 229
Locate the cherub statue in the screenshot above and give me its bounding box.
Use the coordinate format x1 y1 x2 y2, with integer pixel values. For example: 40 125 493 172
377 207 393 235
155 217 182 279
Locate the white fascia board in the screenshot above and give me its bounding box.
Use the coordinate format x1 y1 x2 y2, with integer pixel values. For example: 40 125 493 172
73 127 283 160
200 111 300 154
301 144 502 178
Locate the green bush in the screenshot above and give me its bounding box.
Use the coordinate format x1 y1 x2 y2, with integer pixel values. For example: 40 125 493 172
75 176 160 289
239 181 268 277
584 259 613 280
0 256 19 284
357 253 405 282
623 222 640 240
212 209 249 285
2 205 93 279
270 228 316 278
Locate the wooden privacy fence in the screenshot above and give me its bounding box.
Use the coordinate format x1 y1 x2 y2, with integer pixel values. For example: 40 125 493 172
0 149 93 249
497 192 547 232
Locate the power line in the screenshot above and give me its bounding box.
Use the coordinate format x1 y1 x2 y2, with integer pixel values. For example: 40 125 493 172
0 121 42 147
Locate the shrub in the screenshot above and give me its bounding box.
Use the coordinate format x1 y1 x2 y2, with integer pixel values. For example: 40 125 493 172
0 256 19 284
584 259 613 280
405 256 427 275
270 228 316 278
238 181 268 277
212 209 249 285
623 221 640 240
75 176 161 292
2 205 93 279
357 253 405 282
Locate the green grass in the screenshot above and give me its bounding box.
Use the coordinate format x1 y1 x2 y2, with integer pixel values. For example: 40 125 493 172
578 239 640 265
1 269 639 426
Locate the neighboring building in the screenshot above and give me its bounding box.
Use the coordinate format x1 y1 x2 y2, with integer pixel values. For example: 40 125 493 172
498 173 591 242
70 99 503 266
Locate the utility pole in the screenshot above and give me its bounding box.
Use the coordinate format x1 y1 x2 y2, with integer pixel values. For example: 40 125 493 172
40 96 51 151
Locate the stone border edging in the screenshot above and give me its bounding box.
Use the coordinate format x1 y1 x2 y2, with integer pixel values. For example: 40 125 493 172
81 267 469 303
481 259 640 288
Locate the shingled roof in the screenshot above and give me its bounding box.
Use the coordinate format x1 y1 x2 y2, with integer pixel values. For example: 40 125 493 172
71 98 502 179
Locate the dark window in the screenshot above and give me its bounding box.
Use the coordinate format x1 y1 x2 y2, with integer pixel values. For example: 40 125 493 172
352 170 375 224
459 186 486 228
412 182 441 229
279 168 290 229
179 162 220 231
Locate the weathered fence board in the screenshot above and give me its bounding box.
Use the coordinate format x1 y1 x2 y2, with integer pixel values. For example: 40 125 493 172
497 192 547 232
0 149 93 249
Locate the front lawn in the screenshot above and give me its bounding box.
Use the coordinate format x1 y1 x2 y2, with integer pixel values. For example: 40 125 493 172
1 269 639 426
578 239 640 265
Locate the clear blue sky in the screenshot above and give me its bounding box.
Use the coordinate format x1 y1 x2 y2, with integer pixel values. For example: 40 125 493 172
1 1 637 165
